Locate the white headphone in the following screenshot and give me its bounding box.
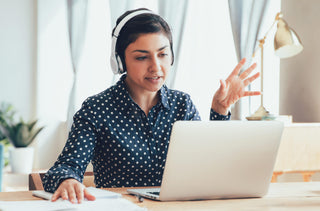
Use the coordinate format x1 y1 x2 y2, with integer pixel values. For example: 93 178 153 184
110 9 154 75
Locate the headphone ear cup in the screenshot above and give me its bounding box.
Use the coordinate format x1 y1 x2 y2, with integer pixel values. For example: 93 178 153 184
110 36 120 74
110 54 118 74
116 55 124 74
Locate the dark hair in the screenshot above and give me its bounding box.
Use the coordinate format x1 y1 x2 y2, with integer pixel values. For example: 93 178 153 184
112 8 174 72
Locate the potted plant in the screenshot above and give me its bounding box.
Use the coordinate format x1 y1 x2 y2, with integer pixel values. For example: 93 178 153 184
0 103 44 174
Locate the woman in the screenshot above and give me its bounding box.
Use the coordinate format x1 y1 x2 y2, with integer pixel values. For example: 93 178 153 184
42 8 260 203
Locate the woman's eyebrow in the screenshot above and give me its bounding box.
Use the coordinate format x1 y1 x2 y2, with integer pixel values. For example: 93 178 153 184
131 45 169 53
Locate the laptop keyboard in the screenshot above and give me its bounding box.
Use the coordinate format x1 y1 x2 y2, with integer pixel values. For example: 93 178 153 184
147 191 160 195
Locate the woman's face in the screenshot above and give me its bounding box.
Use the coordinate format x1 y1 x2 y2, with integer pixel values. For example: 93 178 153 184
124 32 172 95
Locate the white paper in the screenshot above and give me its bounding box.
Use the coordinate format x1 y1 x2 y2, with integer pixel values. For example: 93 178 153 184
86 187 122 198
0 198 147 211
32 187 121 201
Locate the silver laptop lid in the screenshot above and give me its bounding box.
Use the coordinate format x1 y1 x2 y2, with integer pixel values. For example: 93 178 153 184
159 120 284 201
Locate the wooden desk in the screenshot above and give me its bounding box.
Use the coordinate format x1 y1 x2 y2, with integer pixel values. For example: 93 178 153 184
1 182 320 210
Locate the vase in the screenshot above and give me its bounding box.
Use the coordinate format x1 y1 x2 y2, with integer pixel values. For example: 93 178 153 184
9 147 34 174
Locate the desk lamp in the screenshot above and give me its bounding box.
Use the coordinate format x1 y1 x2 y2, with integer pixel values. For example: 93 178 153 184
246 12 303 120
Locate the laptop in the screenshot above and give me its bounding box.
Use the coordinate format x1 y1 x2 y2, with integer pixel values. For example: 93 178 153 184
127 120 284 201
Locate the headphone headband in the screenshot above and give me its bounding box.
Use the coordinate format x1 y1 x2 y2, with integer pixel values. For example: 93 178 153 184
113 10 153 37
110 10 154 75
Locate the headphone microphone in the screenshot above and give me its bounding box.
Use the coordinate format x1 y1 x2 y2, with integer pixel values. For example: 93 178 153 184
110 9 153 75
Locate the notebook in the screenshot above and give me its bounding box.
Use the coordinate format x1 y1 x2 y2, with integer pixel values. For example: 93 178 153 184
127 120 284 201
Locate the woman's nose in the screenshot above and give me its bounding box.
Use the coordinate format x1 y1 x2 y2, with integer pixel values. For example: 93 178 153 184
149 57 161 72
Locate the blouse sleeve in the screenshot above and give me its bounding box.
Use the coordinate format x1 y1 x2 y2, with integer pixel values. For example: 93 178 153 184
210 108 231 120
42 100 98 193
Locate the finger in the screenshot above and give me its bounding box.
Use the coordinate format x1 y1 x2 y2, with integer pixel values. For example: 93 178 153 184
67 186 77 204
239 63 257 80
52 189 68 201
217 79 227 98
60 189 69 201
243 72 260 86
227 58 246 80
243 91 261 97
75 184 84 204
220 79 226 91
51 191 60 202
84 188 96 201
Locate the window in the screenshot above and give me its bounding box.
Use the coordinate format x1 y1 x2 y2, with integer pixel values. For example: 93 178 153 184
174 1 237 118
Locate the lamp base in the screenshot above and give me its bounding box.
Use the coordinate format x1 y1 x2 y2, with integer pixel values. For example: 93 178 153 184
246 105 275 121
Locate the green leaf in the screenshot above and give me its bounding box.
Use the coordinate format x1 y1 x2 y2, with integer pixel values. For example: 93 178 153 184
0 102 44 147
26 126 44 147
28 120 38 131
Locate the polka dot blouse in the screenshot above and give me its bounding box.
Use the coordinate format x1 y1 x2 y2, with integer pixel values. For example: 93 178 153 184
42 74 230 192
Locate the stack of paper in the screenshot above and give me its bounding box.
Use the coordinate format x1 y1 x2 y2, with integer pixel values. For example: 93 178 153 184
32 187 122 201
0 187 147 211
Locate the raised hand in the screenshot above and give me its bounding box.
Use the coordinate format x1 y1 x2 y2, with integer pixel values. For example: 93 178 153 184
211 58 261 115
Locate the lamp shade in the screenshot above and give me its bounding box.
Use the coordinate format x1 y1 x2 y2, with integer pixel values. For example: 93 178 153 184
274 18 303 58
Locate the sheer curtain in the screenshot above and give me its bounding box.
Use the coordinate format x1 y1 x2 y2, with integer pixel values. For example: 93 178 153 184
174 1 237 118
75 0 112 111
109 0 136 26
66 0 88 129
158 0 189 88
228 0 270 120
36 0 74 169
36 0 111 169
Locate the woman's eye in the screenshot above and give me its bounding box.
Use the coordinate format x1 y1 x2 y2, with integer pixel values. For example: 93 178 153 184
160 53 168 57
136 56 147 61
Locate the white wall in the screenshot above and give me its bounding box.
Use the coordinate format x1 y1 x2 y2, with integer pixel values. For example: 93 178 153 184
0 0 36 120
280 0 320 122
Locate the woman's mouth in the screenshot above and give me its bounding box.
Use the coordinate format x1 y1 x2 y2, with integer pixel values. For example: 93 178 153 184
145 76 162 83
146 76 162 80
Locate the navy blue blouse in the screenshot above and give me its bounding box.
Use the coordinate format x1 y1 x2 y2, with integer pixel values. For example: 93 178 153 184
43 75 230 192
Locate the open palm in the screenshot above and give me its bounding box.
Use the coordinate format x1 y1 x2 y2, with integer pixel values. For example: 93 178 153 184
211 58 261 115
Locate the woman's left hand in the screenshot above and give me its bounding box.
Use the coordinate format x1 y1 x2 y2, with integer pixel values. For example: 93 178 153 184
211 58 261 115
